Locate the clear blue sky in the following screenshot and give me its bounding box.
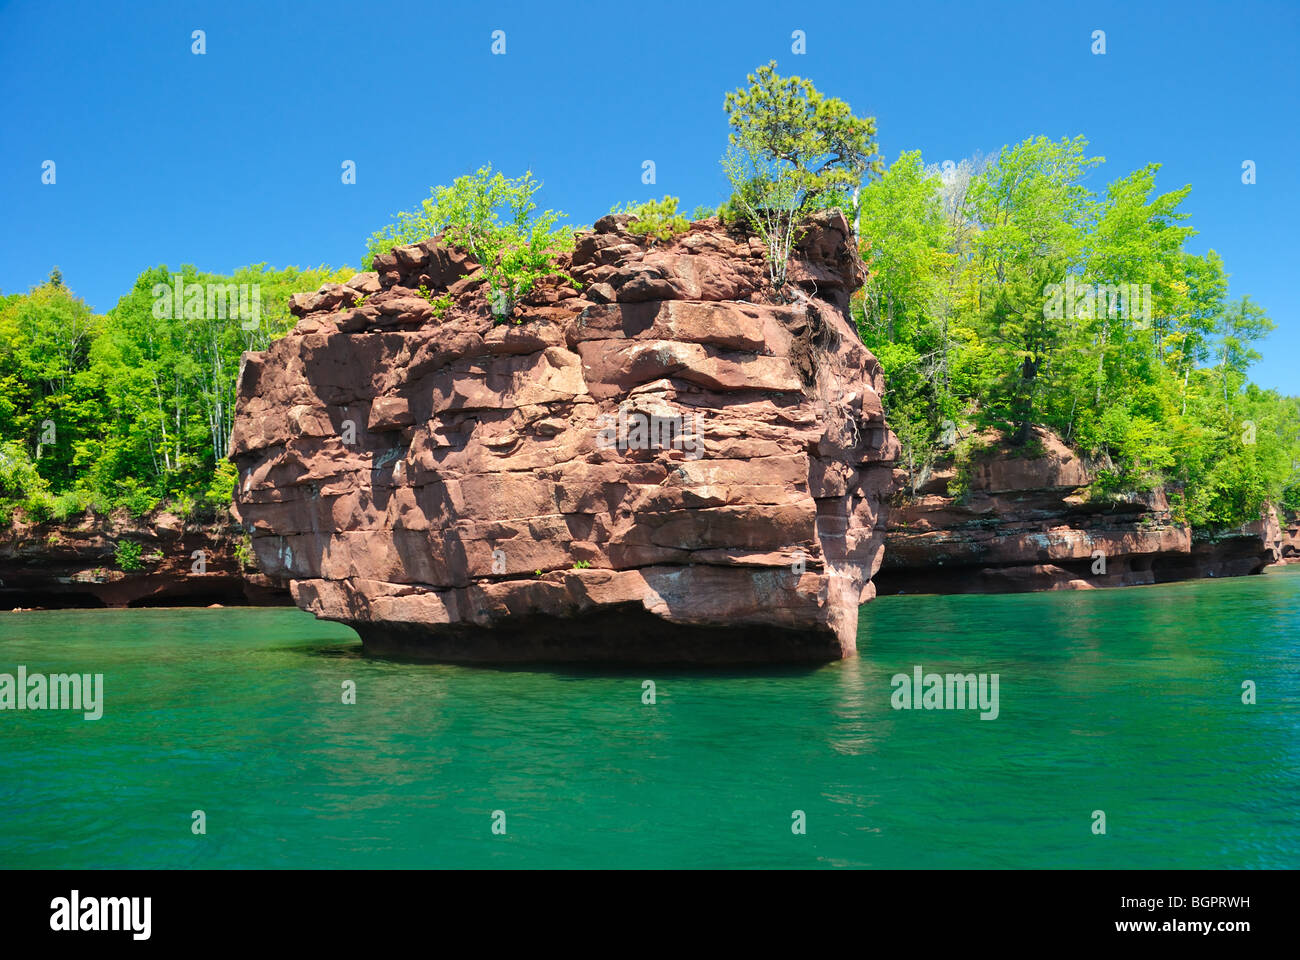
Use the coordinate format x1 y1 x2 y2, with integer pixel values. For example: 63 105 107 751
1 0 1296 392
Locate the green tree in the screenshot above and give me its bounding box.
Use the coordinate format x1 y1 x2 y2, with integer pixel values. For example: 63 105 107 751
855 151 955 489
610 196 690 243
0 263 350 524
0 279 101 488
367 166 573 321
1213 295 1273 409
966 135 1102 443
721 61 883 287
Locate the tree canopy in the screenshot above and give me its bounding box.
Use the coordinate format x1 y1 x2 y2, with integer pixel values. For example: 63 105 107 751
854 138 1297 524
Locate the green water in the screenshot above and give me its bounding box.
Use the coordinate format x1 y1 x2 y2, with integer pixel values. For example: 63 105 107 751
1 568 1297 869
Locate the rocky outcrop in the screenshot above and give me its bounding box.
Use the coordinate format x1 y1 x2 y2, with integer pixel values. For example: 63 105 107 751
230 211 899 662
1281 511 1300 563
0 510 288 609
1179 505 1284 580
877 427 1281 594
1265 508 1299 566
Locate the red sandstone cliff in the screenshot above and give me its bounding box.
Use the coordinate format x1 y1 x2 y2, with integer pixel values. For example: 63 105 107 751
877 427 1283 594
0 509 286 609
229 211 899 662
1267 508 1299 565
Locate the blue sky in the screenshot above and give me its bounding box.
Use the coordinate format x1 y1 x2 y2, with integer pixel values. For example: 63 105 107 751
1 0 1296 391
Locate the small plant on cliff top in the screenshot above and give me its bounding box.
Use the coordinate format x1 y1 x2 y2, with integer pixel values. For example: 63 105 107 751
51 489 92 522
610 196 690 243
233 535 255 571
203 460 239 514
21 493 53 524
417 285 454 319
170 492 197 521
115 539 144 572
367 165 574 323
946 435 985 501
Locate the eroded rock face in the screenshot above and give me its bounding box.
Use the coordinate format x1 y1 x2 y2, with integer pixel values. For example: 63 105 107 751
230 211 899 662
1278 511 1300 564
877 427 1281 594
0 510 286 610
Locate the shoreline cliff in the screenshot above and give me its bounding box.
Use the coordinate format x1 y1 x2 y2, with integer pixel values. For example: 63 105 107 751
0 508 287 610
3 220 1295 617
877 426 1289 595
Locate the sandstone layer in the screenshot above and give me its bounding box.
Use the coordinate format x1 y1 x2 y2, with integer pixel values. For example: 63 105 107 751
1275 510 1300 565
0 510 286 610
877 427 1282 594
230 211 899 662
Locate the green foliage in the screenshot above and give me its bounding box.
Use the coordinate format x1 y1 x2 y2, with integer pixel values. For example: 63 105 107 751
0 440 48 501
720 149 805 287
856 135 1299 529
0 264 348 527
853 152 960 487
0 279 101 489
417 286 454 319
723 60 883 206
51 488 92 521
123 483 158 518
721 61 882 287
233 534 255 571
21 494 53 524
571 559 591 570
0 441 54 523
204 459 238 512
610 196 690 242
366 165 574 322
114 539 144 572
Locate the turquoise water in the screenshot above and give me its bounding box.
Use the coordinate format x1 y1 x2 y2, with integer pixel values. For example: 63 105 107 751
1 568 1297 869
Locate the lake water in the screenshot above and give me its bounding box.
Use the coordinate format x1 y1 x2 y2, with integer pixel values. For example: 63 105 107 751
2 568 1297 869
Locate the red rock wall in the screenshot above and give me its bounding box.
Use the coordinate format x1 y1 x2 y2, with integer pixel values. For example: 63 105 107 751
1261 506 1299 566
230 211 898 662
878 428 1281 594
1281 512 1300 564
0 511 285 609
